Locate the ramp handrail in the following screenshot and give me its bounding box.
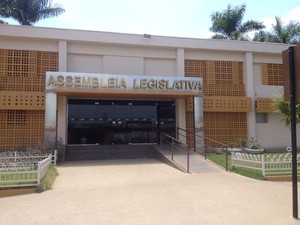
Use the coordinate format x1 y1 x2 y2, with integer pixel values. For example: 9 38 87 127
176 127 229 171
158 129 190 173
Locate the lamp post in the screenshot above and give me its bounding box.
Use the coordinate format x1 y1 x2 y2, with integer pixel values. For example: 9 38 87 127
283 46 299 219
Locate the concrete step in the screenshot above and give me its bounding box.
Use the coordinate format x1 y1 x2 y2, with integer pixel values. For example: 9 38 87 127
65 144 156 161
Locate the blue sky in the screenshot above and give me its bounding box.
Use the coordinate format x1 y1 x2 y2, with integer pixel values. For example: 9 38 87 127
5 0 300 38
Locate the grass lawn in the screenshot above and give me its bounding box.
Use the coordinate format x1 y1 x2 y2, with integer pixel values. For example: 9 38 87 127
0 165 58 192
0 170 37 187
207 153 265 180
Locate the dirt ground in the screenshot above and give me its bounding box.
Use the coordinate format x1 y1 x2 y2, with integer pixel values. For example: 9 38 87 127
0 159 299 225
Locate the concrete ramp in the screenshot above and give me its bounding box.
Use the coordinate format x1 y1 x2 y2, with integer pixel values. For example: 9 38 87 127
154 144 222 173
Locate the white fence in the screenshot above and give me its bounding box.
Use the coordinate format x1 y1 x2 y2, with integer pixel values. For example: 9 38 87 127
0 150 57 188
231 152 300 176
37 156 52 185
0 150 57 165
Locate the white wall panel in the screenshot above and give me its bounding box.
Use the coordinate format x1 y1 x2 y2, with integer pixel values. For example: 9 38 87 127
253 54 282 64
67 54 103 73
253 64 262 86
185 50 244 61
255 85 283 98
0 38 58 51
103 56 144 75
145 58 176 76
256 114 300 149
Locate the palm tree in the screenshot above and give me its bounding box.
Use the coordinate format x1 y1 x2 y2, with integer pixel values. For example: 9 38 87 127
0 0 65 25
273 93 300 127
209 4 265 41
253 17 300 44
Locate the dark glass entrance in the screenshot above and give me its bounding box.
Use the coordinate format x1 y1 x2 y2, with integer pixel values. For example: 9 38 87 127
67 99 175 145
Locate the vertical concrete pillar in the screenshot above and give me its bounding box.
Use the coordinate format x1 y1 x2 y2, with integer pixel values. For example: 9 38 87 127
176 48 185 77
57 40 67 143
176 98 186 143
59 40 67 72
176 48 186 142
57 96 67 144
45 92 57 140
194 96 204 153
245 52 256 139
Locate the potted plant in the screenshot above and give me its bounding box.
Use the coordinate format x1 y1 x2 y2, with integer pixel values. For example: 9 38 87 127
226 139 242 152
244 137 264 154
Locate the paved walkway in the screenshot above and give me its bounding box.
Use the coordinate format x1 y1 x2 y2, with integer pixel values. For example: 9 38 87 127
0 159 299 225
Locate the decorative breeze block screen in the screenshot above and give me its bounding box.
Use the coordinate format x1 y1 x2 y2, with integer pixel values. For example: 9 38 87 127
203 96 252 112
256 98 277 113
204 112 247 147
0 91 45 110
0 49 58 150
185 60 248 145
185 60 244 96
185 111 195 148
261 63 283 86
0 110 45 150
0 49 58 92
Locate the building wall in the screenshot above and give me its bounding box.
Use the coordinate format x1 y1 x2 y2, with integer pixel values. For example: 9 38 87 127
0 25 295 150
184 59 249 146
254 62 300 148
67 54 103 73
0 49 58 150
256 114 300 148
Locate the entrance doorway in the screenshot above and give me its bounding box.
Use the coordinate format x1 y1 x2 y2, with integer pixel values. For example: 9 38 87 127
67 99 175 145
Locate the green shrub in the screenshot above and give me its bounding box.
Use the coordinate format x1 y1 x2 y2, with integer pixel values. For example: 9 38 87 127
36 165 58 193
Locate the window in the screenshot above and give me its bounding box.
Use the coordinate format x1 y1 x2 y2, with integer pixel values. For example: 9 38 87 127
256 113 268 123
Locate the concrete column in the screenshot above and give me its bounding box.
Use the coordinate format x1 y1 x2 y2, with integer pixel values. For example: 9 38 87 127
57 41 67 143
57 96 67 144
244 52 256 139
59 40 67 72
176 98 186 143
194 96 204 153
45 92 57 140
194 96 203 136
176 48 185 77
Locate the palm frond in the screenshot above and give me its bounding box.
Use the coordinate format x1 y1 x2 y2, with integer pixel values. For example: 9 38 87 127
273 93 300 127
209 4 264 41
0 0 65 25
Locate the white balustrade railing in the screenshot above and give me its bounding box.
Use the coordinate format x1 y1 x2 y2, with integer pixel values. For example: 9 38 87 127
37 155 52 185
0 152 54 188
232 152 300 176
0 150 57 165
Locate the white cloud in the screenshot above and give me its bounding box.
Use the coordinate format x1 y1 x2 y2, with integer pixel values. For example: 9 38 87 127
282 6 300 23
259 6 300 32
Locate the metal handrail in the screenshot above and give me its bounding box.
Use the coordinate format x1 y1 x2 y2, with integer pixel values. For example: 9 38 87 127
176 127 229 171
158 129 190 173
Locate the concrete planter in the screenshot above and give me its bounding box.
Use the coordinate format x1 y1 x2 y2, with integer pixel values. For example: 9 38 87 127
227 148 243 153
244 148 264 154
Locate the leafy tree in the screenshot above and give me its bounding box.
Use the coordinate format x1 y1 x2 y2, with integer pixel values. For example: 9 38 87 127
209 4 265 41
0 0 65 25
273 93 300 127
253 17 300 44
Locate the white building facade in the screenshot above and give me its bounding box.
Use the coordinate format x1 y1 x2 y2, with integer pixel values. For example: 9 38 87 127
0 24 297 151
